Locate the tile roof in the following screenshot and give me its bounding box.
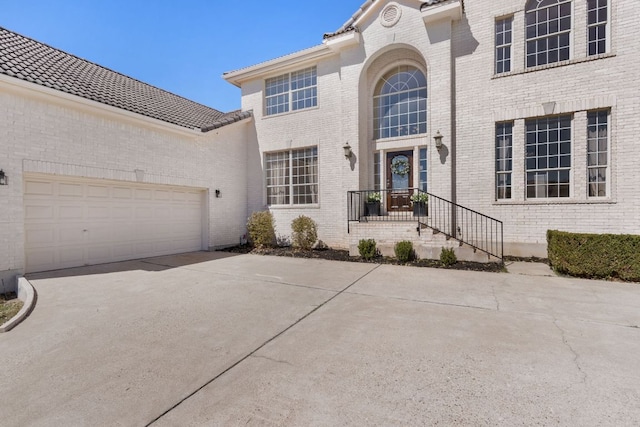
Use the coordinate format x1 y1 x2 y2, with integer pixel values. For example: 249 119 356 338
324 0 465 39
0 27 250 131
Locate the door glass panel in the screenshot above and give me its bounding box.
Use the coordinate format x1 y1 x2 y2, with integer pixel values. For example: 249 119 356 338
391 155 410 189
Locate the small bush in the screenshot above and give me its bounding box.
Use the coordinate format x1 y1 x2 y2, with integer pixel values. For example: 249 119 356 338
291 215 318 250
246 211 276 249
358 239 378 260
394 241 414 262
547 230 640 281
440 247 457 266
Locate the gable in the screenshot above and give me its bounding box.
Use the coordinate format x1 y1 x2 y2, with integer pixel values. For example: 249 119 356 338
324 0 464 40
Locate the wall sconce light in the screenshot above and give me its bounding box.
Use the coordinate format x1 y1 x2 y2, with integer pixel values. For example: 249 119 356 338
343 142 353 159
0 169 7 185
215 189 221 198
433 130 443 151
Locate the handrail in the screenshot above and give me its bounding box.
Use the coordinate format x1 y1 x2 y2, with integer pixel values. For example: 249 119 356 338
347 189 503 260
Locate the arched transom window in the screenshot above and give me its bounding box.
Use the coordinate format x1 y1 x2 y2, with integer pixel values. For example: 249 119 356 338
373 66 427 140
525 0 572 67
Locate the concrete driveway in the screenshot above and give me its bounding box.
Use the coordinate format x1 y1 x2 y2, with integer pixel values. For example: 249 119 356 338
1 252 639 426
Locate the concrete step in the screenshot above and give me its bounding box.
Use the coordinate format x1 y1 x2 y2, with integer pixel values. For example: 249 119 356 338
348 220 500 263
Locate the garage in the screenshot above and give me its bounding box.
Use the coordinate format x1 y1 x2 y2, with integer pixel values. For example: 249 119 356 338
24 174 205 273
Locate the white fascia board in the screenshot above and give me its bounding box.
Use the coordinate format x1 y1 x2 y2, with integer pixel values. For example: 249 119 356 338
223 44 335 87
422 1 463 24
323 31 361 52
0 74 202 138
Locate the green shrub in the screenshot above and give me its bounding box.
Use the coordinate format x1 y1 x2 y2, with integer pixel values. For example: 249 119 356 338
246 211 276 249
291 215 318 250
358 239 378 260
394 241 414 262
547 230 640 282
440 247 457 266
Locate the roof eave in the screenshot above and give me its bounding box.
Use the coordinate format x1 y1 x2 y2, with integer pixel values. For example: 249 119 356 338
223 44 334 87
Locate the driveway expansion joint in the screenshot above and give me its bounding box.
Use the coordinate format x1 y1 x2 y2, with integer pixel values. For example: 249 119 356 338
144 264 381 426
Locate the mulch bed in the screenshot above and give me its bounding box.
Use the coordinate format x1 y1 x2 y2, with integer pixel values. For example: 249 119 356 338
221 245 506 273
0 292 23 325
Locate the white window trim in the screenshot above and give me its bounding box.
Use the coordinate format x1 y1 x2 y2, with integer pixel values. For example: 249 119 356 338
264 67 318 117
524 0 574 68
587 0 610 56
264 146 319 207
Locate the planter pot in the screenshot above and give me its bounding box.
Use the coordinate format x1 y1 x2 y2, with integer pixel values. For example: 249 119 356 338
413 202 428 217
365 201 380 216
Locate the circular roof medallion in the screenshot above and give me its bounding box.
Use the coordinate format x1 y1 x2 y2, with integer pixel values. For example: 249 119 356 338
380 4 402 27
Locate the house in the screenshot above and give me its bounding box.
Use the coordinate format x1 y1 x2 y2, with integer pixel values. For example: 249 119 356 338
1 0 639 286
224 0 639 260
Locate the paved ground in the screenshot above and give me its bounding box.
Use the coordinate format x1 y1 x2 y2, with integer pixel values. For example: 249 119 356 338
1 252 639 426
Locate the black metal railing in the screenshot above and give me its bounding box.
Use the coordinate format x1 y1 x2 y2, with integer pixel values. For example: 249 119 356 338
347 189 504 260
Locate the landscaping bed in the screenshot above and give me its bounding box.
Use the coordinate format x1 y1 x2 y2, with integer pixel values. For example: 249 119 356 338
1 292 23 326
222 245 505 273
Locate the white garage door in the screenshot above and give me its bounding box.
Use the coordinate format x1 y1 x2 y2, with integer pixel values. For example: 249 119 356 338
24 175 205 273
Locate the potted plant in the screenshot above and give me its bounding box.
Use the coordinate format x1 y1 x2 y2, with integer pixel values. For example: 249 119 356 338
410 192 428 216
365 192 381 216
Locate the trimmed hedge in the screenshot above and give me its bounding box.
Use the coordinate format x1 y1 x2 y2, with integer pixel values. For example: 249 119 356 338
547 230 640 282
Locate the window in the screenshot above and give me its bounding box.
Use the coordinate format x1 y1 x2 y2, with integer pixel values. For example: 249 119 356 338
496 122 513 199
373 66 427 139
587 110 609 197
265 67 317 116
587 0 608 56
495 17 513 74
419 148 428 192
265 147 318 205
525 0 572 67
526 115 572 198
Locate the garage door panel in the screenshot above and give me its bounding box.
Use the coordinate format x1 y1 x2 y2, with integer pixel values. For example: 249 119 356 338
25 205 54 220
58 226 85 244
58 205 84 220
25 180 54 196
87 185 110 198
58 183 83 197
135 207 154 220
24 175 205 273
135 189 152 200
88 206 111 219
25 227 55 246
112 187 132 199
112 206 133 219
154 190 171 201
59 247 84 264
27 250 55 271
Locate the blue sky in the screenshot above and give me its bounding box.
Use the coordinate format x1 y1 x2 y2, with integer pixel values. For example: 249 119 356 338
1 1 362 112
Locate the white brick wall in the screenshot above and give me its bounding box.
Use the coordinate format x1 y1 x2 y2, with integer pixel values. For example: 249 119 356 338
0 80 249 285
239 0 639 256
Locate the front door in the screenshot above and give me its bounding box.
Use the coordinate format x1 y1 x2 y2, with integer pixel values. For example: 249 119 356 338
386 151 413 211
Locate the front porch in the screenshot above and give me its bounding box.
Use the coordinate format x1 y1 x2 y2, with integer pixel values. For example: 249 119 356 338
347 189 504 263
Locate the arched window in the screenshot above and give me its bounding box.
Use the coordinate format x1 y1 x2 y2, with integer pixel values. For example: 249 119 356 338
373 66 427 140
525 0 572 67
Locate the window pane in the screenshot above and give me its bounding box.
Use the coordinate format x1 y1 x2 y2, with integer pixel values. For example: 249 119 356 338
495 17 513 74
525 115 572 199
525 0 572 67
496 122 513 200
587 110 609 197
374 66 427 140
